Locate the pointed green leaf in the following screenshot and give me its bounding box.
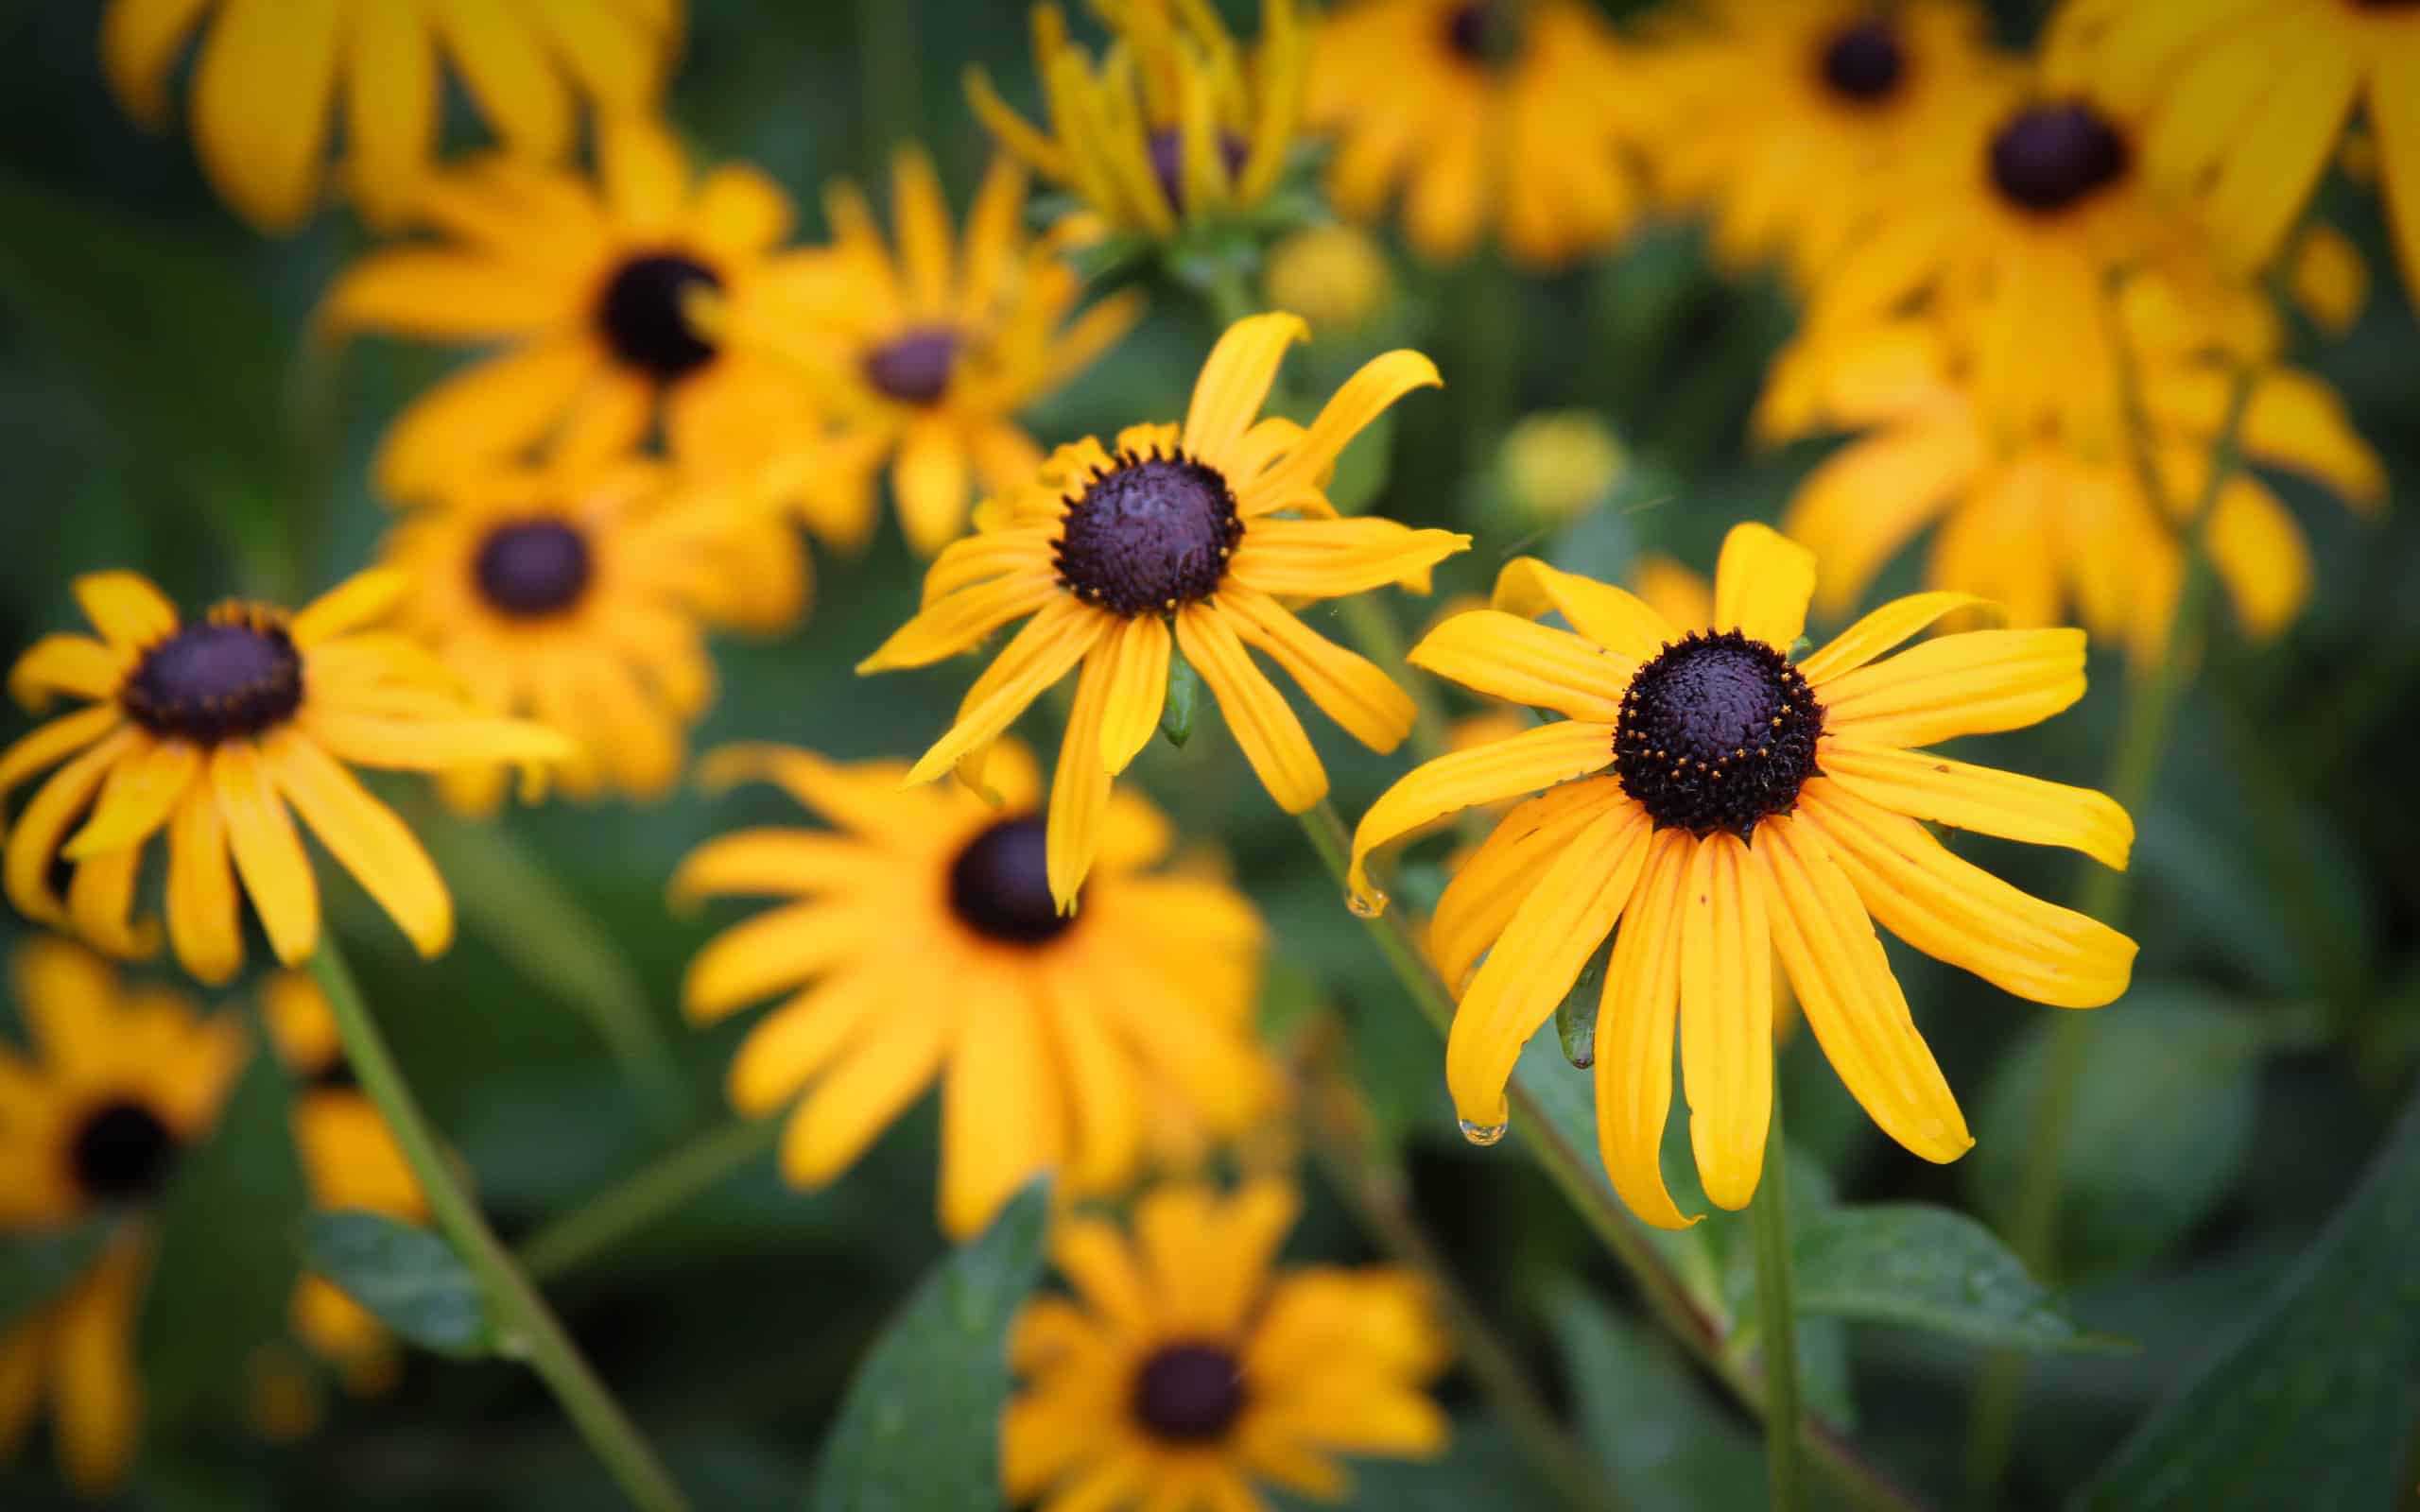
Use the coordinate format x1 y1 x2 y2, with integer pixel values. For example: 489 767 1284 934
807 1181 1052 1511
302 1210 494 1359
1160 644 1202 748
1790 1202 2124 1353
0 1216 114 1333
1553 937 1611 1070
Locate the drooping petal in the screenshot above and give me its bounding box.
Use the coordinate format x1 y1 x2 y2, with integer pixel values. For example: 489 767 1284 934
892 419 975 558
1036 964 1144 1193
1596 830 1698 1229
1218 586 1413 753
1490 557 1677 662
0 706 123 802
338 0 439 228
1045 643 1117 909
8 636 126 710
263 730 454 959
1430 776 1631 988
191 0 341 231
1093 611 1169 776
210 741 320 967
1819 739 2133 869
1678 833 1773 1211
1347 719 1616 909
49 1240 147 1498
100 0 213 127
434 0 575 162
1176 602 1326 813
1407 610 1629 723
1818 628 2087 748
5 730 139 926
1244 349 1443 510
63 736 197 860
1712 523 1817 652
164 785 242 986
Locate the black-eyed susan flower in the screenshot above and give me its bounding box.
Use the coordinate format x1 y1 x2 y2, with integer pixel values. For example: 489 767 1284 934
1349 524 2139 1225
2048 0 2420 308
380 446 780 810
861 313 1466 907
262 971 426 1395
98 0 683 232
1307 0 1645 267
1642 0 1997 284
726 149 1144 557
1004 1179 1448 1508
671 741 1271 1239
0 937 245 1494
968 0 1310 242
323 119 807 501
1 569 571 984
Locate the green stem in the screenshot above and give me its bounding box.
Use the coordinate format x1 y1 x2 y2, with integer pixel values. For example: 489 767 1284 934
1204 261 1260 328
307 937 690 1512
1753 1080 1804 1512
519 1118 782 1285
1964 357 2262 1503
1293 799 1916 1512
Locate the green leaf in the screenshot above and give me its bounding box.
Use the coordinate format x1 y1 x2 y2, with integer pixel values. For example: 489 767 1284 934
1966 988 2269 1276
2074 1086 2420 1511
302 1211 495 1359
807 1181 1052 1511
1790 1202 2122 1354
1160 644 1202 748
1552 1283 1761 1512
1552 938 1610 1070
0 1216 113 1333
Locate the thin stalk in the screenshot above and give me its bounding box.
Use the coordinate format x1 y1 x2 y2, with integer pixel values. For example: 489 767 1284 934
1752 1079 1804 1512
520 1117 782 1285
1293 1027 1616 1512
1964 357 2262 1501
1293 799 1917 1512
307 937 690 1512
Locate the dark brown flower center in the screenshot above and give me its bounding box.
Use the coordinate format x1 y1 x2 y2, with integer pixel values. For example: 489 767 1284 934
1146 129 1253 215
1443 2 1518 64
474 518 593 619
1818 17 1906 103
121 608 304 744
70 1098 180 1204
862 327 960 404
1614 630 1823 837
596 252 723 380
1132 1343 1246 1444
311 1057 362 1091
947 816 1075 945
1054 449 1240 617
1988 100 2131 215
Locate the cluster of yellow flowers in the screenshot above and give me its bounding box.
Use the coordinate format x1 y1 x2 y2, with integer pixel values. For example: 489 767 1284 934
1 0 2408 1505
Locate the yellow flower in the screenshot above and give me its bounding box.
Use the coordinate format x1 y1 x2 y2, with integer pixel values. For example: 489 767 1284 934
262 971 427 1397
322 119 807 503
1003 1179 1448 1508
727 148 1145 557
2047 0 2420 310
1641 0 1998 284
1308 0 1645 267
379 447 781 810
1 569 571 984
1349 524 2140 1226
671 741 1271 1239
1498 410 1627 528
1262 224 1394 335
968 0 1311 240
99 0 683 232
862 312 1465 908
1767 309 2385 664
0 938 246 1495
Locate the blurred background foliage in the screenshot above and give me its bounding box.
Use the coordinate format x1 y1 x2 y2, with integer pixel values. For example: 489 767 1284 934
1 0 2418 1507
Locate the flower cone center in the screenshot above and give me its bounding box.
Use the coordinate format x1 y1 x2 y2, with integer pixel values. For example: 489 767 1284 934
1054 450 1240 617
1819 17 1906 102
1132 1343 1246 1444
475 518 594 619
596 252 723 379
70 1098 180 1204
948 816 1075 945
1614 629 1823 837
1989 101 2131 215
122 610 303 743
862 327 961 404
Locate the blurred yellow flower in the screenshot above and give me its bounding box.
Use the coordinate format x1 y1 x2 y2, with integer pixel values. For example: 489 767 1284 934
261 971 428 1398
671 742 1271 1239
969 0 1310 240
99 0 683 232
726 149 1144 557
1 570 570 983
1308 0 1646 267
1499 410 1626 528
1350 525 2137 1225
2288 223 2370 336
1262 224 1393 334
1003 1179 1449 1508
861 312 1463 908
0 938 245 1495
322 119 807 503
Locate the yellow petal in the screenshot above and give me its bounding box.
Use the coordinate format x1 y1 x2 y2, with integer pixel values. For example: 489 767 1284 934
67 843 157 961
1183 312 1307 469
727 972 887 1115
1679 833 1772 1211
1094 613 1170 776
668 830 874 907
1491 558 1677 662
1347 718 1616 910
211 741 320 968
73 571 178 649
902 597 1110 785
1247 348 1443 509
1431 777 1630 988
190 0 341 231
1782 414 1978 617
683 901 869 1023
1712 523 1816 652
938 976 1061 1237
1407 610 1629 723
319 249 578 340
100 0 213 127
64 736 198 860
4 728 139 926
860 572 1061 673
1175 601 1325 813
1218 585 1413 753
50 1242 147 1498
1228 517 1470 598
0 705 124 802
781 1008 949 1187
436 0 574 163
8 635 125 710
1799 592 1988 685
890 145 957 320
296 707 574 772
691 163 796 263
165 786 243 986
1036 963 1144 1191
2205 43 2357 275
338 0 438 228
1818 628 2087 748
1597 830 1699 1229
1820 739 2133 870
1046 644 1116 909
291 569 408 648
891 419 975 558
263 731 454 960
374 338 598 500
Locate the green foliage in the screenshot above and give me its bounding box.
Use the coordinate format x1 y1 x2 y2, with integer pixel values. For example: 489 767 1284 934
1159 644 1203 748
1553 1285 1761 1511
1790 1203 2120 1354
302 1211 495 1360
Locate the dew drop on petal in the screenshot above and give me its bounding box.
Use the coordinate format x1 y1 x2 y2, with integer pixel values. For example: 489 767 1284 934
1345 887 1387 919
1457 1116 1509 1147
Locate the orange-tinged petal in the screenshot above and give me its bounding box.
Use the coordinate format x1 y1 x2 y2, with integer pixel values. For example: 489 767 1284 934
1597 830 1699 1228
1819 739 2133 870
1491 557 1678 662
1712 523 1816 652
1408 610 1629 723
1679 833 1772 1211
1347 718 1616 910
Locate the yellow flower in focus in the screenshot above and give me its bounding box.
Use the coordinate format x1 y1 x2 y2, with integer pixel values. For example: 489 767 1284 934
860 312 1466 908
1499 410 1627 528
262 971 428 1397
1641 1 1997 285
380 448 786 810
727 149 1145 557
968 0 1311 239
1308 0 1646 267
1350 524 2139 1225
323 119 807 503
1003 1180 1449 1508
2047 0 2420 312
1262 224 1393 335
0 938 245 1495
98 0 683 232
1 570 571 984
671 742 1270 1239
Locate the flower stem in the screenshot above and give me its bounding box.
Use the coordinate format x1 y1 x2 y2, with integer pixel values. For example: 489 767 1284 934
519 1117 781 1285
307 936 690 1512
1963 356 2261 1503
1292 799 1918 1512
1752 1080 1805 1512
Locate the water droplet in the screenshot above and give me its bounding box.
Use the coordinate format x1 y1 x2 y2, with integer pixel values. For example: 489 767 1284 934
1457 1116 1509 1147
1345 887 1387 919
